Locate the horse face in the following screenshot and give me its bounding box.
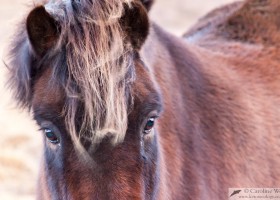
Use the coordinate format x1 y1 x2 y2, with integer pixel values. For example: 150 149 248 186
21 1 162 199
32 58 162 200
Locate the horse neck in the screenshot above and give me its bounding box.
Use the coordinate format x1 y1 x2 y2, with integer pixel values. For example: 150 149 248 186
142 22 280 198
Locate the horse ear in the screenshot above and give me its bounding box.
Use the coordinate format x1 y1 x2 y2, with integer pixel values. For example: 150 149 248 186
26 6 60 57
140 0 154 11
121 1 149 50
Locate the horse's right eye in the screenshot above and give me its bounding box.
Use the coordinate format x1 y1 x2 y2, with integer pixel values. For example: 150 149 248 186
44 128 59 144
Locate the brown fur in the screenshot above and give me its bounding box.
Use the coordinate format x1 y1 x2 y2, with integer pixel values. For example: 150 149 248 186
6 0 280 199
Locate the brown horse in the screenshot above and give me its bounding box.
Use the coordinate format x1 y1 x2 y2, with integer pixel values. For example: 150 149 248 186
7 0 280 199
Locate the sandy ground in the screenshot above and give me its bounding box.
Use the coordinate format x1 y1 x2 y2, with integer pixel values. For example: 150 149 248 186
0 0 236 199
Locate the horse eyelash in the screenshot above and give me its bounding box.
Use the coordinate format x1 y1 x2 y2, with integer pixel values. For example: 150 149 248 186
38 127 45 132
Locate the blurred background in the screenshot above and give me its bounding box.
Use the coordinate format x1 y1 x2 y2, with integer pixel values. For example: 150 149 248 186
0 0 236 199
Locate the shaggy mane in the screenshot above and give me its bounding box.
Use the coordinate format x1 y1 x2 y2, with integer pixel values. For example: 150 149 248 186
7 0 136 150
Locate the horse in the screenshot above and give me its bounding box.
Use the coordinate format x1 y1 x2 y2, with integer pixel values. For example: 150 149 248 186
7 0 280 199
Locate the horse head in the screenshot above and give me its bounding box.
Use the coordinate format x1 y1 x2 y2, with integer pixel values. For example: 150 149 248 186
9 0 163 199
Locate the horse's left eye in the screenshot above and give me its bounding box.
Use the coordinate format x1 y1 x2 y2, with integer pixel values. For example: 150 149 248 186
44 128 59 144
144 117 156 134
